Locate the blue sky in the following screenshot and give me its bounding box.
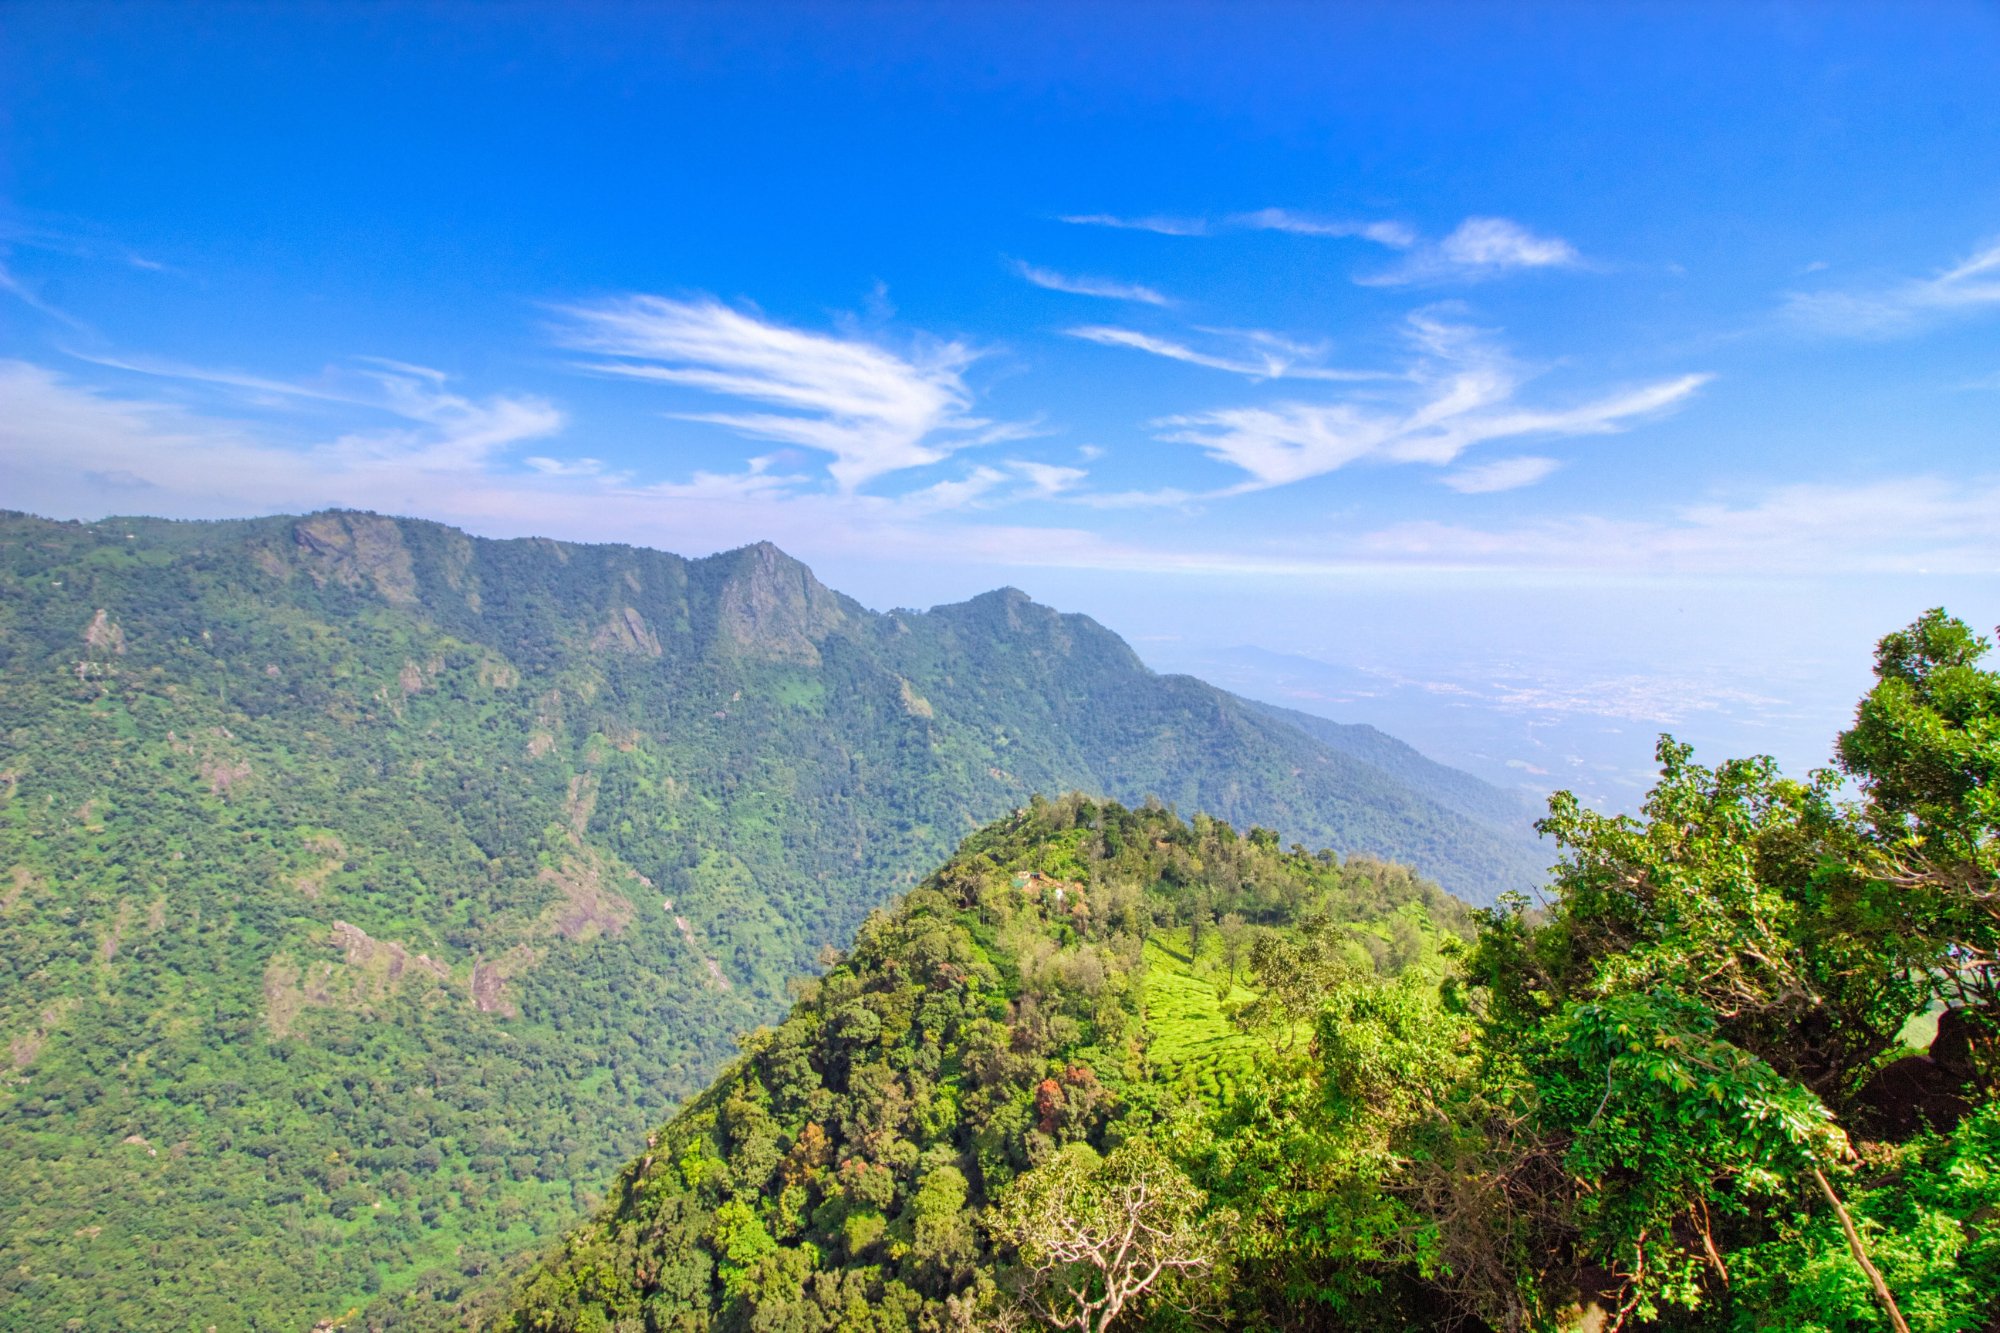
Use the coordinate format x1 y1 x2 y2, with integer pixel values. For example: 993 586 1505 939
3 2 1997 802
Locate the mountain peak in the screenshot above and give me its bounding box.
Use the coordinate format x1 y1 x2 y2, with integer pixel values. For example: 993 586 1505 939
737 538 797 562
707 539 849 665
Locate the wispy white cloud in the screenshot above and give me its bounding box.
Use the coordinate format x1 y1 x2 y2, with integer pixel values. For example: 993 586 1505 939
1154 312 1706 490
1062 207 1414 248
637 454 811 502
1437 218 1579 269
991 475 2000 580
873 459 1091 514
0 360 1087 566
0 359 557 524
1013 261 1170 305
1066 485 1207 510
1065 325 1381 382
1352 476 2000 576
5 360 1992 587
1934 245 2000 293
557 296 1028 491
66 348 563 470
1230 208 1416 248
1784 238 2000 337
65 348 357 405
1007 459 1089 497
524 455 609 477
338 365 563 470
1443 455 1561 493
1 216 176 276
1058 209 1577 287
895 466 1012 515
1057 212 1209 237
1358 217 1582 286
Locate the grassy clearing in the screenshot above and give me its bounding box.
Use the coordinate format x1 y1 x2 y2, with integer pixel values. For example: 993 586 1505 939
1142 929 1262 1104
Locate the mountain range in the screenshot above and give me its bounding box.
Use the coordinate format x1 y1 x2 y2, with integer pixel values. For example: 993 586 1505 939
0 508 1541 1328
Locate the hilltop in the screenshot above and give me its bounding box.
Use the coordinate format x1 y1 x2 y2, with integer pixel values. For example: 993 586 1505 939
503 795 1474 1331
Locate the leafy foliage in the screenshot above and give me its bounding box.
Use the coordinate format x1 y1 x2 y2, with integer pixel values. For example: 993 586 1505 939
1837 607 2000 1011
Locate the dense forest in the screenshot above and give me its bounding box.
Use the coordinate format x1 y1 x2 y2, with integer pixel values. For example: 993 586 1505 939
504 795 1475 1331
508 609 2000 1332
0 509 1538 1330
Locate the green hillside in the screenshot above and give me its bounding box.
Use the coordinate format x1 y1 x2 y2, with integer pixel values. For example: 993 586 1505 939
509 610 2000 1333
0 508 1536 1330
503 796 1473 1332
1137 933 1261 1106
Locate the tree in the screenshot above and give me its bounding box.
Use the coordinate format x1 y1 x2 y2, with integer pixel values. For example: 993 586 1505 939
909 1164 978 1290
1185 890 1213 962
1216 912 1247 985
1439 736 1932 1329
988 1137 1216 1333
1558 990 1911 1333
1837 608 2000 1011
1236 908 1362 1054
1490 738 1920 1099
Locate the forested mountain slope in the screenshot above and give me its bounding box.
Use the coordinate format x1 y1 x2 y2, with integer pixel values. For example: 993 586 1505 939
1241 697 1540 834
0 508 1535 1329
509 612 2000 1333
504 796 1476 1332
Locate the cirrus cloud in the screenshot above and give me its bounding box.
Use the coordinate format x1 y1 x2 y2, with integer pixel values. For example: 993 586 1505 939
1055 212 1208 236
556 296 1033 492
1358 217 1582 286
4 360 1989 590
1784 237 2000 338
1013 261 1170 305
1154 313 1707 491
1442 455 1561 493
1058 208 1581 287
1230 208 1416 248
1065 324 1382 382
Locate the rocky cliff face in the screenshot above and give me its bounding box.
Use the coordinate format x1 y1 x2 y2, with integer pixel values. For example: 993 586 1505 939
712 540 854 666
291 510 421 606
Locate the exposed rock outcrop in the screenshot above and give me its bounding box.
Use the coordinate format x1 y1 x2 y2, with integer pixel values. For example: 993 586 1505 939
292 512 420 606
715 541 849 666
591 605 664 656
83 608 127 654
262 921 451 1036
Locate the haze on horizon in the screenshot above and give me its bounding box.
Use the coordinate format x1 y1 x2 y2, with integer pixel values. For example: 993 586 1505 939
3 1 1997 805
